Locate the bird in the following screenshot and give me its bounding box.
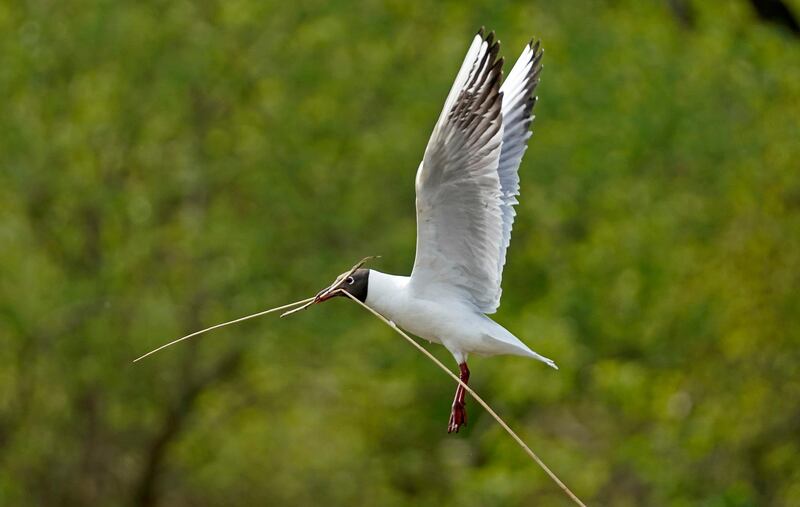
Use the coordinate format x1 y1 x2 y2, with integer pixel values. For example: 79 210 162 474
313 28 555 433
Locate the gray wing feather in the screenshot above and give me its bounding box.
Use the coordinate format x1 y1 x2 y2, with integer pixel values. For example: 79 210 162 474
411 32 542 314
493 40 543 304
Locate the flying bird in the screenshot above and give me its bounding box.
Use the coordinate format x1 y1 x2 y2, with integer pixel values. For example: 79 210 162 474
314 28 555 433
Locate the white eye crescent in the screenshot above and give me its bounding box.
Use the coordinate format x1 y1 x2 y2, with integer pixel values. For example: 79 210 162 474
347 277 355 285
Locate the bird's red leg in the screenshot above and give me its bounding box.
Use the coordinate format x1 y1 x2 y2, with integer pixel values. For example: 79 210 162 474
447 362 470 433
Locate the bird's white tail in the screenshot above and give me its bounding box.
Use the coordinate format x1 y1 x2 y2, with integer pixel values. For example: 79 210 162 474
483 317 558 369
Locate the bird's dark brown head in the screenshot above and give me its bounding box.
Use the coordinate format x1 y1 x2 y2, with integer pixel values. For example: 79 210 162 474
314 268 369 303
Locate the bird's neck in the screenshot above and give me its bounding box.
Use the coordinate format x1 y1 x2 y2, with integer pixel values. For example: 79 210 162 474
365 270 410 320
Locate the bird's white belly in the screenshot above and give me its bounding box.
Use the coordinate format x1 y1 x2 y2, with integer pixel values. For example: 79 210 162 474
391 298 456 344
376 295 490 354
364 271 528 361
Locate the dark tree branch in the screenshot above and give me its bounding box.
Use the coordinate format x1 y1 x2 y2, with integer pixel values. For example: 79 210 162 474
748 0 800 35
133 350 243 507
667 0 696 28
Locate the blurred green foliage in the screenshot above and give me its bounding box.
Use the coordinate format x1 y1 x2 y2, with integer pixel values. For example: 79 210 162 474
2 0 800 505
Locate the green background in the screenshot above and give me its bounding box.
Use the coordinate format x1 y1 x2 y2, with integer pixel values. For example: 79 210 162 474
2 1 799 505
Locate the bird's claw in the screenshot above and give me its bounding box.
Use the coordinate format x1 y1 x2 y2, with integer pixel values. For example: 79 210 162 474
447 400 467 433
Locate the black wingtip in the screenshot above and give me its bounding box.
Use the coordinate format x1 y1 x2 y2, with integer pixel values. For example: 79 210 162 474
530 44 544 73
488 37 501 59
477 26 485 37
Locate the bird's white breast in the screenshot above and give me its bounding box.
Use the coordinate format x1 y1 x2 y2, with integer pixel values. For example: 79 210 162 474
364 269 544 364
366 270 483 348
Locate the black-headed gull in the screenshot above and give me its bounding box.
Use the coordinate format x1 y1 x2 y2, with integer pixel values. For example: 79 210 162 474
315 28 555 433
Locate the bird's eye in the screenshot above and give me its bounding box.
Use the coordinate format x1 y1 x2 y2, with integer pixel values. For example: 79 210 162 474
347 277 355 285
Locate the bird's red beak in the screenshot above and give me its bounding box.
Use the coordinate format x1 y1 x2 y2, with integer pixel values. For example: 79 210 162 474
309 256 379 305
313 285 339 303
281 256 377 318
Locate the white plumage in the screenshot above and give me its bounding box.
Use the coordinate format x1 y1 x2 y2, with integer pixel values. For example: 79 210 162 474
365 271 555 368
386 30 551 364
321 29 554 432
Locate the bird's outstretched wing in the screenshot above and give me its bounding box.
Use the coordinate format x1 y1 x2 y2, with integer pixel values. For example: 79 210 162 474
495 39 543 293
409 30 542 314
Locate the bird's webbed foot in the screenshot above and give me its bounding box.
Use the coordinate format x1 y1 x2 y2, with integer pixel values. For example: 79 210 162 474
447 362 470 433
448 400 467 433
